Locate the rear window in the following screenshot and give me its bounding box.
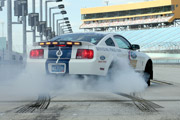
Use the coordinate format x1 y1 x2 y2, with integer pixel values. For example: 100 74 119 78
50 33 106 45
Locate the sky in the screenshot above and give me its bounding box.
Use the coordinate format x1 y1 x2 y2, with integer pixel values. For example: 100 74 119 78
0 0 147 52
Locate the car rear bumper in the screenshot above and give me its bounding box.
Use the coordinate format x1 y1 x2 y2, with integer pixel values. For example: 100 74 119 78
27 58 107 76
69 59 106 76
26 59 47 75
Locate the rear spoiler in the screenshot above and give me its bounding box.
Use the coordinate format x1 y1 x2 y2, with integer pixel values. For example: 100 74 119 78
33 41 82 47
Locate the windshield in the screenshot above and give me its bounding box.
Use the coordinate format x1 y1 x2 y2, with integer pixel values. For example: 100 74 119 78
50 33 106 45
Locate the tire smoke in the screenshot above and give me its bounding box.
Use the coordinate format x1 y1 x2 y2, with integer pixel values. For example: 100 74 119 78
0 58 147 100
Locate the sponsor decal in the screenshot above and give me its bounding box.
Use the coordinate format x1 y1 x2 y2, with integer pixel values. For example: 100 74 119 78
129 51 137 60
131 52 137 59
100 68 105 71
96 47 121 52
98 61 107 63
130 60 137 68
128 51 137 68
100 56 106 60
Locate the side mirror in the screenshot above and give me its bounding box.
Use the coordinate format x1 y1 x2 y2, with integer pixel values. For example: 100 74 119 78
132 44 140 50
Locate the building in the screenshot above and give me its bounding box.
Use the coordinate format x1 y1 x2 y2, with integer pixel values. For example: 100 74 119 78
80 0 180 31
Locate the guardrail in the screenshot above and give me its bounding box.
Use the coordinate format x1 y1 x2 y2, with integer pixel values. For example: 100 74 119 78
153 59 180 64
144 52 180 64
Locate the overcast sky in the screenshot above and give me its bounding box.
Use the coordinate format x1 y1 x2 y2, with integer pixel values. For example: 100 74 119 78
0 0 147 52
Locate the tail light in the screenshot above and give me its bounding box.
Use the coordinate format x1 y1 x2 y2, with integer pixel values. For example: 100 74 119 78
76 49 94 59
30 49 44 59
56 44 66 47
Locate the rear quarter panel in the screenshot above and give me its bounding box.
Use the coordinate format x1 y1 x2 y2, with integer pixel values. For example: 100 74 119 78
27 46 49 74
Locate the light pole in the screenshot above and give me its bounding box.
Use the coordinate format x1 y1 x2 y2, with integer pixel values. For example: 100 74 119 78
45 0 63 26
7 0 12 55
52 10 67 34
63 26 72 30
63 30 73 34
53 12 63 32
62 26 72 32
37 21 46 40
63 28 72 33
22 1 27 57
14 0 28 56
39 0 43 41
7 0 28 57
58 23 71 35
61 24 71 28
32 0 36 43
56 17 69 35
56 19 69 35
61 25 71 34
58 23 62 35
49 4 64 28
0 0 5 11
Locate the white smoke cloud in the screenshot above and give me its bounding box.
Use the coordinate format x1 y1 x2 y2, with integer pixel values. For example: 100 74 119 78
0 57 147 101
87 57 147 93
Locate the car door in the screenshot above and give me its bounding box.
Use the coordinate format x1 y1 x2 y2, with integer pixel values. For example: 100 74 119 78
104 37 125 59
113 35 141 70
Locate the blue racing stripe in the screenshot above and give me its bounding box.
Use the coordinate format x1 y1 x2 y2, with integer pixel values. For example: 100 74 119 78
45 46 72 74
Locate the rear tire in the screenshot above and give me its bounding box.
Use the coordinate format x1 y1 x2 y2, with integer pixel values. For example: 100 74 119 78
144 60 153 86
143 72 151 86
106 62 115 81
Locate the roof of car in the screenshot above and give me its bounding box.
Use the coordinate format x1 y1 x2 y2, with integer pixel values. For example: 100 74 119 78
63 32 110 35
50 32 112 41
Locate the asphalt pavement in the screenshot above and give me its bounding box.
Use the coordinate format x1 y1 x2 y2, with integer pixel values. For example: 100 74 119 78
0 64 180 120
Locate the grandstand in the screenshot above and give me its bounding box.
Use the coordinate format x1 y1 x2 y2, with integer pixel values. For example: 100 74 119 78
119 26 180 52
80 0 180 63
80 0 180 31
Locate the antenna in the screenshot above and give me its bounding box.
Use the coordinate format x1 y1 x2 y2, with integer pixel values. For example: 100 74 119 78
104 0 109 6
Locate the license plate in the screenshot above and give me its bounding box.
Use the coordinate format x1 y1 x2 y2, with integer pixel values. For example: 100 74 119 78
51 65 65 73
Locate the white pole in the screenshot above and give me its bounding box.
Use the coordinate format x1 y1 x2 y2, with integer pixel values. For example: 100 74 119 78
7 0 12 54
32 0 36 43
40 0 43 41
22 4 27 57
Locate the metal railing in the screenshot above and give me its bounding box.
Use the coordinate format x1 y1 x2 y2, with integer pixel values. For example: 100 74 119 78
153 59 180 64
